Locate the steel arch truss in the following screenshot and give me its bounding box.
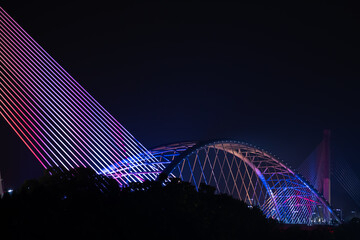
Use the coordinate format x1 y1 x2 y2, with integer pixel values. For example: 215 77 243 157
151 140 339 225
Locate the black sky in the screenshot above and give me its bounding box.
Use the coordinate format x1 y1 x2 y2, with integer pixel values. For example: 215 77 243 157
1 1 360 214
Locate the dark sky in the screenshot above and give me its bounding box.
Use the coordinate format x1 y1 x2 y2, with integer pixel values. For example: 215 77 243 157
1 1 360 214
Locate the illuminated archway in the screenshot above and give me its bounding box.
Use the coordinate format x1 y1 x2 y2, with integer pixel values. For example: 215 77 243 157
151 140 339 224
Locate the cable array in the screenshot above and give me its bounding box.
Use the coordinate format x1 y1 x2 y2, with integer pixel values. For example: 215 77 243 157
332 158 360 207
298 143 322 192
298 130 331 204
298 131 360 208
0 7 160 186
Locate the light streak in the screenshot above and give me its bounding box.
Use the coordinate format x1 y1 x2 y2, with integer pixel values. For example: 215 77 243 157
0 6 159 185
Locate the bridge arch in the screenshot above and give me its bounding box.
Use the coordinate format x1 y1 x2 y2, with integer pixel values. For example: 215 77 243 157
151 140 339 224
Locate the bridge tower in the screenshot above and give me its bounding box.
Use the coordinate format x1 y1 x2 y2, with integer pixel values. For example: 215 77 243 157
299 129 331 205
319 129 331 204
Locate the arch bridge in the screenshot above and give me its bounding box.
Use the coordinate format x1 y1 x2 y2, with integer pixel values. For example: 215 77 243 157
0 7 339 226
149 140 339 225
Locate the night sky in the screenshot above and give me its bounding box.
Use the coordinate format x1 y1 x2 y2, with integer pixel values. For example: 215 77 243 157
1 1 360 215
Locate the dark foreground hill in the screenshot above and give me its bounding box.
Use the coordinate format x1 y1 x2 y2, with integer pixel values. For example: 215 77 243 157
0 168 358 240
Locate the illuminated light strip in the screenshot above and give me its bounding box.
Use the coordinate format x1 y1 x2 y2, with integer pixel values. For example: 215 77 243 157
0 7 159 184
0 38 123 171
0 12 158 172
0 96 52 167
0 28 85 171
0 23 136 172
0 58 126 182
283 188 315 223
0 8 156 163
0 98 47 168
10 52 160 178
0 63 125 185
0 67 105 172
0 80 63 168
0 30 114 172
1 9 156 182
0 24 133 163
0 47 82 169
0 22 141 177
0 70 83 170
105 160 161 175
0 67 70 164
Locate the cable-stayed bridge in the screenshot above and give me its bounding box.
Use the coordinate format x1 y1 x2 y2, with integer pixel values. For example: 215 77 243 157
0 7 348 225
0 7 165 185
299 130 360 215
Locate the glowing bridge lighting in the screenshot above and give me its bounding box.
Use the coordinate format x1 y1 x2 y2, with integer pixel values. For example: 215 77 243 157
0 7 340 225
0 6 162 186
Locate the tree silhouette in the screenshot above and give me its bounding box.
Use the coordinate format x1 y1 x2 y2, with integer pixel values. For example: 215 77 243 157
0 168 350 240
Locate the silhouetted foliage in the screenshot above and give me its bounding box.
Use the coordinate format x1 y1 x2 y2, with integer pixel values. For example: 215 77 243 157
0 168 357 239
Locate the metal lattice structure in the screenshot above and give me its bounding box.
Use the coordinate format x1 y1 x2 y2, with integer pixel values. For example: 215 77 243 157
150 140 339 225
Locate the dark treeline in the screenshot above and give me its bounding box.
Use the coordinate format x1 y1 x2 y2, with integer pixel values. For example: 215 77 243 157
0 168 359 240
